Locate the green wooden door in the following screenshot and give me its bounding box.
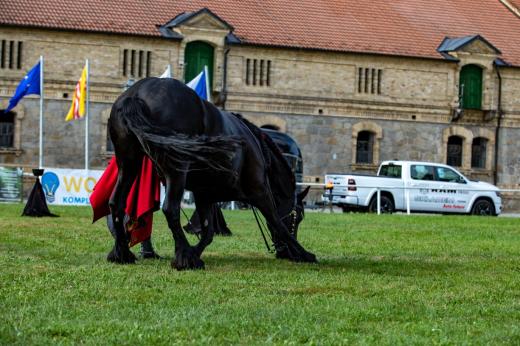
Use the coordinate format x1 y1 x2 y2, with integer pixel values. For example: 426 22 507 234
184 41 214 87
459 64 482 109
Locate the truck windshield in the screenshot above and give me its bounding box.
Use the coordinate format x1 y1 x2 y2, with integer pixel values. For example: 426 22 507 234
379 165 402 178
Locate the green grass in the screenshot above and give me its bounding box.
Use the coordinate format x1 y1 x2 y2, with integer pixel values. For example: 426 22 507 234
1 203 519 345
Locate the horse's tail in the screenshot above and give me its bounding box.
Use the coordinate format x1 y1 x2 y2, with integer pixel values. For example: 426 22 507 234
113 96 241 172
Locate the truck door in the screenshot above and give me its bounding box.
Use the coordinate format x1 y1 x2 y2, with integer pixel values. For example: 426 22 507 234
433 166 469 213
378 163 404 209
408 164 438 211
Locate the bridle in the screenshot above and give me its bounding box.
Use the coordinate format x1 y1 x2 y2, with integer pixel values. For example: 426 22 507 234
279 197 304 236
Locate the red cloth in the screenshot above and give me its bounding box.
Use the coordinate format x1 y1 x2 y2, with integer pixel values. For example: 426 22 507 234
90 157 161 247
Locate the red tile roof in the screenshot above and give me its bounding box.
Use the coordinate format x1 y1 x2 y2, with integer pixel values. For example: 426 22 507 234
2 0 520 66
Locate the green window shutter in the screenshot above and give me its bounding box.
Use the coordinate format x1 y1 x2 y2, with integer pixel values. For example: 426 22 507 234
459 64 482 110
184 41 214 88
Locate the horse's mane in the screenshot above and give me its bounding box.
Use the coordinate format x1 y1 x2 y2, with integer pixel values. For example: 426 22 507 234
232 113 295 199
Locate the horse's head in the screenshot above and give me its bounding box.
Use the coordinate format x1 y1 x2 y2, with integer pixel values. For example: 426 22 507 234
279 186 310 238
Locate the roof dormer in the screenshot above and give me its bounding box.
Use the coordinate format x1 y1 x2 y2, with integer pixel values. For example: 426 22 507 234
158 8 240 44
437 34 501 61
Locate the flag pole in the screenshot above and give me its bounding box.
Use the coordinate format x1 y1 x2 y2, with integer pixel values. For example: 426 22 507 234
39 55 44 169
204 65 211 103
85 59 90 171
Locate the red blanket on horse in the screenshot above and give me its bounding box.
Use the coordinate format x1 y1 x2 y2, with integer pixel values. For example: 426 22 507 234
90 157 161 247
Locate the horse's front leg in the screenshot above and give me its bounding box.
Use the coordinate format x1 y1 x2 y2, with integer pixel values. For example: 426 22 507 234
251 193 317 263
107 160 140 264
162 173 204 270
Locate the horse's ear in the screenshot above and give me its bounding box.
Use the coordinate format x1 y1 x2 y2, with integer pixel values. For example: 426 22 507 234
297 186 310 202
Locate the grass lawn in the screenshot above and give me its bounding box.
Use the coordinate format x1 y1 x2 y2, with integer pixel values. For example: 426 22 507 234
0 203 519 345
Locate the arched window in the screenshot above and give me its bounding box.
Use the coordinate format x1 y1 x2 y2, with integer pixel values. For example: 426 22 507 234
356 131 374 164
447 136 463 167
184 41 214 87
0 110 15 148
459 64 483 110
260 124 280 131
471 137 487 169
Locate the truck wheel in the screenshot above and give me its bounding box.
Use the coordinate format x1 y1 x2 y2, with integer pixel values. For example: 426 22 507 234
471 199 495 216
369 195 394 214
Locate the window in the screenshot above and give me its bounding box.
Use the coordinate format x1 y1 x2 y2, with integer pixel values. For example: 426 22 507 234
435 166 465 183
0 40 23 70
106 128 114 153
122 49 128 76
259 60 264 86
459 64 482 110
146 51 151 77
246 58 271 87
138 50 143 77
471 137 487 169
377 69 382 94
246 58 250 85
379 164 402 178
447 136 463 167
17 41 22 69
352 122 382 167
356 131 374 164
411 165 435 181
266 60 271 86
358 67 382 94
0 111 15 148
122 49 152 77
130 50 135 76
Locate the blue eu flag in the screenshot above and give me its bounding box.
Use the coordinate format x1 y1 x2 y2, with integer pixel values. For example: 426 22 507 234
4 61 41 113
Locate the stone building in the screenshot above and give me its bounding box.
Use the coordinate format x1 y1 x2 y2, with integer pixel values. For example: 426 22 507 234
1 0 520 208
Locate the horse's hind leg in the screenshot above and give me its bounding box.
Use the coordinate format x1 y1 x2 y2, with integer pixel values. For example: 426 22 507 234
192 197 214 258
252 195 317 263
107 157 141 264
162 172 204 270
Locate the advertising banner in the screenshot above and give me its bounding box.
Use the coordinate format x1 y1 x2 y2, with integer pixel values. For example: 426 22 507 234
41 168 104 206
0 167 23 202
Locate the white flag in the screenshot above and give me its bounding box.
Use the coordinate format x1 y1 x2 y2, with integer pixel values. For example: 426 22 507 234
159 65 171 78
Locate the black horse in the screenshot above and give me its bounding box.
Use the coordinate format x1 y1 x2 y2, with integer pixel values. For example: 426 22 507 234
108 77 316 270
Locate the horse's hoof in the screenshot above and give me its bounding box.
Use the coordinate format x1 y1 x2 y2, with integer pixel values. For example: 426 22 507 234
276 248 291 260
172 247 205 270
142 251 162 260
301 251 318 263
172 257 205 271
289 249 317 263
276 247 317 263
107 247 136 264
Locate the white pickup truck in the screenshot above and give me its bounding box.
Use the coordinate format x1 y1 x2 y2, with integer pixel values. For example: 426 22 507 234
324 160 502 216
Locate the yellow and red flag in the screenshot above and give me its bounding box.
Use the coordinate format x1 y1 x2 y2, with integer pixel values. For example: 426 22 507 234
65 64 87 121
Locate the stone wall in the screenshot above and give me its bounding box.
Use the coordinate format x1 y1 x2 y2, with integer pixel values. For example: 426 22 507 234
1 26 520 210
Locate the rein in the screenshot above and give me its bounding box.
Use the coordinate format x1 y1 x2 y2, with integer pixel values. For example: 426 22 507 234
252 206 274 253
251 194 302 253
181 207 200 240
